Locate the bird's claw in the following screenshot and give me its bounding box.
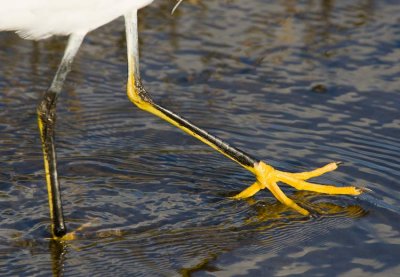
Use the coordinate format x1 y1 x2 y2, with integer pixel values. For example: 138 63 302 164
233 161 365 215
355 186 373 193
57 218 100 241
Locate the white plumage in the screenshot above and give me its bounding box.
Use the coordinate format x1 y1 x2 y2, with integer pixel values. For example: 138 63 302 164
0 0 154 39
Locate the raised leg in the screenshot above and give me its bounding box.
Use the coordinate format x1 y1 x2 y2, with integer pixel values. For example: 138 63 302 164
124 11 364 216
37 33 85 238
124 11 257 172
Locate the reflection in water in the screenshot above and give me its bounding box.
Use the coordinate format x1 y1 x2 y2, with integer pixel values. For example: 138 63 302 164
19 198 366 277
241 191 368 223
180 204 366 276
1 0 400 276
49 240 67 277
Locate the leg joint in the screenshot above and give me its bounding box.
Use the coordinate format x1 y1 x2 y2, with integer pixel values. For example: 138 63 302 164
37 91 58 122
127 78 154 108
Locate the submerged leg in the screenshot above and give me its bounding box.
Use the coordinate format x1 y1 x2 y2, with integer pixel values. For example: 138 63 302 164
124 11 364 215
37 34 85 238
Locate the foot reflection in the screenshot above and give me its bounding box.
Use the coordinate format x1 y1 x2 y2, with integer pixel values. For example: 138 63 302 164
49 239 67 277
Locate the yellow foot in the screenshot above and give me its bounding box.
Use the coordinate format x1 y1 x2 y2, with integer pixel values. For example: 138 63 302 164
56 218 100 241
233 161 365 215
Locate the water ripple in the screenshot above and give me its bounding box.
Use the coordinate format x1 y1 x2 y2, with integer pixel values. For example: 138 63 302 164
1 0 399 276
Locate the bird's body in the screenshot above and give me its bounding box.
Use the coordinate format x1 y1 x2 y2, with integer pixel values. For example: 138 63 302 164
0 0 364 239
0 0 153 39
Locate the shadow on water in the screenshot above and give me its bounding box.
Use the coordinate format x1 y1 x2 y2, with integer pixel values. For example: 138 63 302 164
1 0 400 276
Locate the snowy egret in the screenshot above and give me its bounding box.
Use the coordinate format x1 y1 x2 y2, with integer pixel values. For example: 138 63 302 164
0 1 365 239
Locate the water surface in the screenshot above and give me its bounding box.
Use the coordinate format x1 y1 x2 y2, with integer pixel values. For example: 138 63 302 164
0 0 399 276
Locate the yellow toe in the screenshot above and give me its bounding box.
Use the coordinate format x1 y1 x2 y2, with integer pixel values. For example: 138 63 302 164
278 172 361 195
288 162 338 180
264 180 310 216
232 181 263 199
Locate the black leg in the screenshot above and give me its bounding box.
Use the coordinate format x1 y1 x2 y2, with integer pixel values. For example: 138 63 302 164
37 34 85 238
37 90 66 237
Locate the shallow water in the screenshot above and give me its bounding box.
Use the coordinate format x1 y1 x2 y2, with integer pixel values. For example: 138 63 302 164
0 0 399 276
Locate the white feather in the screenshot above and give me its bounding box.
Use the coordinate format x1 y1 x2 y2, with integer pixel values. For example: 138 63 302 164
0 0 154 40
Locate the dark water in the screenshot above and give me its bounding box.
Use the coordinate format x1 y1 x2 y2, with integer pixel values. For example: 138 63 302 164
1 0 399 276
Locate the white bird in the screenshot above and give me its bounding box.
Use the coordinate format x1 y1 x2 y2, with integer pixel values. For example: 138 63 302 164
0 0 365 239
0 1 153 39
